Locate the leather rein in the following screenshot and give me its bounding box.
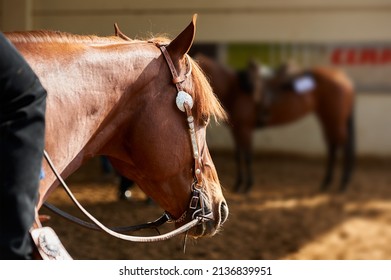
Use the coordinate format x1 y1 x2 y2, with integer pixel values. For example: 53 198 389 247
40 44 212 242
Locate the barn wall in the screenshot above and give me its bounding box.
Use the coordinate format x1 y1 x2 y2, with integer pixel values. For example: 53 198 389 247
1 0 32 31
28 0 391 44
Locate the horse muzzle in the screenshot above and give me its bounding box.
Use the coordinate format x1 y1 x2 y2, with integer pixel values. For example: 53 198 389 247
179 198 229 238
195 200 229 238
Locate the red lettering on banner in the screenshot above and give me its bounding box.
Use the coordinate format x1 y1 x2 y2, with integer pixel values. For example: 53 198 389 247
360 49 377 64
380 49 391 63
346 49 356 65
330 48 391 65
331 48 343 64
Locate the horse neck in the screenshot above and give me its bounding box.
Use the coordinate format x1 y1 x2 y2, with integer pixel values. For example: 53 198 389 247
15 40 156 205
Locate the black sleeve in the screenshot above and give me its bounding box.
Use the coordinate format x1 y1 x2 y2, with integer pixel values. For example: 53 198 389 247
0 32 47 259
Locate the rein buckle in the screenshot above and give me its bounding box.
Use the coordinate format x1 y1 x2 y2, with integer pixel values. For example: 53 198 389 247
189 188 201 210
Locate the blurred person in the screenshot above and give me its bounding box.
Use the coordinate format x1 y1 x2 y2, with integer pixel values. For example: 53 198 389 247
118 175 134 200
118 175 153 204
100 156 154 203
0 32 47 259
99 156 113 175
99 156 136 200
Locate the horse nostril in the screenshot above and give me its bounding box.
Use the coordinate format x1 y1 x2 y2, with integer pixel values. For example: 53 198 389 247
220 202 229 224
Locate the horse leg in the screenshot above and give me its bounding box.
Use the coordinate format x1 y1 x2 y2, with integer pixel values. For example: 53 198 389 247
321 142 337 191
243 149 254 193
340 113 355 191
233 147 254 194
232 124 254 193
233 147 244 193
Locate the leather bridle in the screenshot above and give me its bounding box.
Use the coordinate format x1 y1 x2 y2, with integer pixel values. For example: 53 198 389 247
40 43 213 242
159 44 213 224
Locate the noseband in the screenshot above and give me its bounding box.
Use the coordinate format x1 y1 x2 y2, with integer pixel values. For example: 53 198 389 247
39 44 212 243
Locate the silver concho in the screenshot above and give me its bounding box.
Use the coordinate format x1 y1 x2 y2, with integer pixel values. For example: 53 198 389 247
38 230 61 258
176 91 193 112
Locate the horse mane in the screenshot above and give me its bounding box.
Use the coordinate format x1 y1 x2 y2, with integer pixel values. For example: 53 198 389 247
6 30 130 45
6 29 176 46
187 58 227 123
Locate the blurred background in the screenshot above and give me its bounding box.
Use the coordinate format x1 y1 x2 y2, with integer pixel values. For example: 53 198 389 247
2 0 391 259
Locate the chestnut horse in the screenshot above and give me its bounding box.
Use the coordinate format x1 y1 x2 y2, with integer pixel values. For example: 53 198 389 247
6 15 229 247
196 54 355 193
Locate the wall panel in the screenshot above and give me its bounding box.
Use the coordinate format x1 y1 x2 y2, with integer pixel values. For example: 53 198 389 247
31 0 391 43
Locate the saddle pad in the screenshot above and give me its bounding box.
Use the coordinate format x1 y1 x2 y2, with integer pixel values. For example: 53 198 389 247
293 75 316 94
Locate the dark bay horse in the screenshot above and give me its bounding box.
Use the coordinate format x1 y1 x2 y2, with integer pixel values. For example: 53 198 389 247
5 15 229 244
196 54 355 193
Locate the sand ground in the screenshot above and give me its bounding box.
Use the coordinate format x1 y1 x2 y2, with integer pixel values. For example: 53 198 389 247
41 152 391 260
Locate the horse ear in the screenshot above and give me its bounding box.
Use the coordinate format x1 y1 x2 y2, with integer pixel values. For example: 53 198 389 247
166 14 197 60
114 23 132 41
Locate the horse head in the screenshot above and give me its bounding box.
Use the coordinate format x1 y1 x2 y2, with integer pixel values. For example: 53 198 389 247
105 15 229 238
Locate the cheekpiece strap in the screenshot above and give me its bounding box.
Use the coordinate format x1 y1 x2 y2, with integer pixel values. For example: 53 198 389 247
160 45 183 92
158 45 203 188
